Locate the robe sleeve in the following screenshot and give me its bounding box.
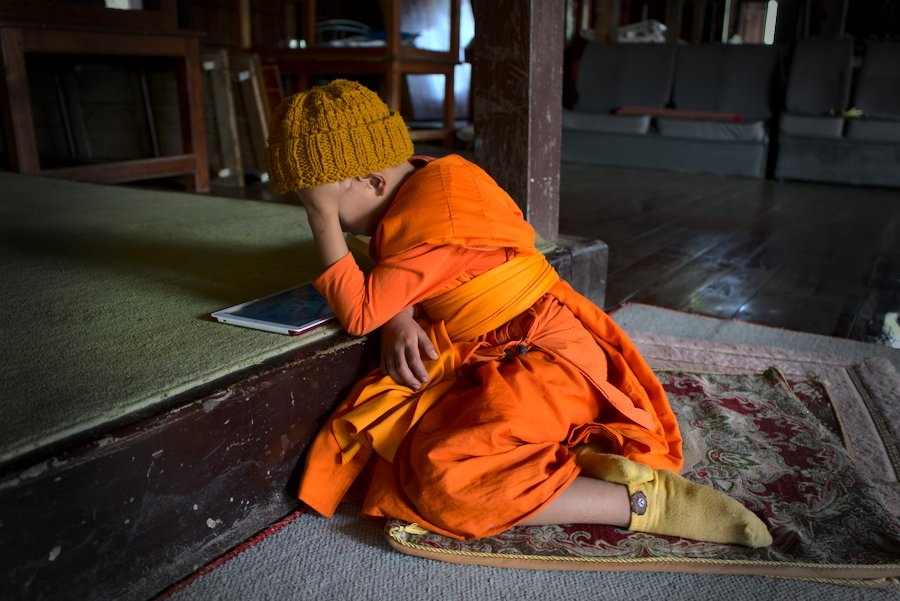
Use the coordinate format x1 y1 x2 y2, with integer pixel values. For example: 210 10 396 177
313 245 508 336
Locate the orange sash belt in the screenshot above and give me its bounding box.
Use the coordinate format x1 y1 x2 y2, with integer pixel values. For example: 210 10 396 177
332 252 559 463
420 252 560 340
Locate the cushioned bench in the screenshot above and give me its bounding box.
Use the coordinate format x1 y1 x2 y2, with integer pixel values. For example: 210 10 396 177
775 39 900 188
563 42 780 179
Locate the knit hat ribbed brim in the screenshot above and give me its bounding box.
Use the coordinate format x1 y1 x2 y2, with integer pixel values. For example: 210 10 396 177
266 79 414 193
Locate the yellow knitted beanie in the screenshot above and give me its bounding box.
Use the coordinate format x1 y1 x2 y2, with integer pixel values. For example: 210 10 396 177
266 79 414 193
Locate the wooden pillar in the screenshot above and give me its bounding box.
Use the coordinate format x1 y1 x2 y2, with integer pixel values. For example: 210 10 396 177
721 0 733 42
237 0 252 49
470 0 563 242
692 0 708 42
594 0 620 42
666 0 685 43
774 0 802 44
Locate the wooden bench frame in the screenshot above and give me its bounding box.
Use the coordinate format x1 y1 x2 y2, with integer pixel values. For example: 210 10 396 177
0 23 210 191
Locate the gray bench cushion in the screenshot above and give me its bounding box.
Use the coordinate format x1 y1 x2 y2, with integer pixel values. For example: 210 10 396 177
562 109 651 134
574 42 677 113
785 38 854 115
779 113 845 138
845 119 900 142
656 117 767 142
671 44 778 122
853 42 900 120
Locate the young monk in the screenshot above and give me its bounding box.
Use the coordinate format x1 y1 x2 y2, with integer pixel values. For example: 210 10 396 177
266 79 772 547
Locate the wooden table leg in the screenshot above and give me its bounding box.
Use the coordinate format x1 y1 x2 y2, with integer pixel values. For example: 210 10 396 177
176 36 210 192
0 28 41 173
442 67 456 147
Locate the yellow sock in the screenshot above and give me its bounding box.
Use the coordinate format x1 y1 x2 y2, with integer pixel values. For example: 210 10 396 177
574 448 773 548
573 448 655 485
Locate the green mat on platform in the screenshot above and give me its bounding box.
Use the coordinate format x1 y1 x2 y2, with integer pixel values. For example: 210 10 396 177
0 173 335 465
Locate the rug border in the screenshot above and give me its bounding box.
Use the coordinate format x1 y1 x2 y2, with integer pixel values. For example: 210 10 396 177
847 365 900 476
385 525 900 586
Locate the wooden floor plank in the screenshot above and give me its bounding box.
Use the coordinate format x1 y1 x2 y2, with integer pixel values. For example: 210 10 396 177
558 164 900 345
632 230 770 311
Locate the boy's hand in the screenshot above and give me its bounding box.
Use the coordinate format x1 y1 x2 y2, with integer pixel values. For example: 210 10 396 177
380 308 438 390
295 181 348 269
295 180 345 218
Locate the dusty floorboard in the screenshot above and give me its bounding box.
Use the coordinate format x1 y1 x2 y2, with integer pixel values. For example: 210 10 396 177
557 163 900 346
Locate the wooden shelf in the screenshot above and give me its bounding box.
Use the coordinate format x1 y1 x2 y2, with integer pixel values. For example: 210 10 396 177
254 0 461 146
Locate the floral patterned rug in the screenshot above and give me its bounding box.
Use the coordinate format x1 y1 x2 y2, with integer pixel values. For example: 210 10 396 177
386 366 900 586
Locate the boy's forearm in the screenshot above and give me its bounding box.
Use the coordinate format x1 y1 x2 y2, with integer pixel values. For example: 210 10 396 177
306 210 349 269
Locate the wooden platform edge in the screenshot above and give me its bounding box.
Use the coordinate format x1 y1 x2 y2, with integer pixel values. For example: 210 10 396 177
546 235 610 310
0 333 375 601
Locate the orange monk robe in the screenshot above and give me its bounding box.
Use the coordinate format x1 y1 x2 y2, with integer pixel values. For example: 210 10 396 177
299 155 682 540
